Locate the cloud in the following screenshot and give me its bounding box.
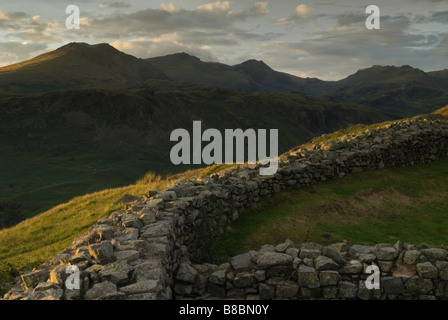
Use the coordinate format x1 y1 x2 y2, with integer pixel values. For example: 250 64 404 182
0 41 47 67
275 4 313 25
197 1 231 12
251 2 269 15
99 2 131 9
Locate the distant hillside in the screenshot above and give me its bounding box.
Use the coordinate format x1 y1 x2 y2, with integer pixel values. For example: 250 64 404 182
148 54 448 117
146 52 331 96
0 43 168 94
323 65 448 116
0 84 397 228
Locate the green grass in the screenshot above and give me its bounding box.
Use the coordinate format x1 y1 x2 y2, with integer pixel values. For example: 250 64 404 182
0 163 234 288
205 157 448 264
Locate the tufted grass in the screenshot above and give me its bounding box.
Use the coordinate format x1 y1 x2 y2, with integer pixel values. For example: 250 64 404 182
205 157 448 264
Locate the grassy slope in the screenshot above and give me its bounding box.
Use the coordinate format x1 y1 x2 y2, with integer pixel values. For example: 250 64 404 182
206 157 448 264
0 87 394 226
0 164 233 285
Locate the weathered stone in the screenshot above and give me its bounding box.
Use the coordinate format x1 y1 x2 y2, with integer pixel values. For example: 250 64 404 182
140 221 172 239
274 239 296 253
88 242 113 260
382 277 405 294
322 286 338 299
207 283 226 298
319 271 340 286
266 265 293 279
84 281 117 300
339 281 358 299
226 288 246 299
119 280 160 295
357 281 377 300
297 265 319 289
176 263 198 284
416 262 438 278
436 261 448 280
315 256 339 271
339 260 363 274
209 269 226 285
113 250 140 262
301 242 323 251
405 277 433 294
21 269 49 290
229 252 253 270
256 252 292 269
233 272 255 288
299 249 321 260
48 265 68 286
114 228 139 242
33 282 60 292
322 246 347 266
378 260 394 272
392 264 417 278
357 254 376 263
349 245 374 256
374 246 398 261
421 248 448 261
99 261 130 285
259 283 275 300
276 280 299 298
285 248 300 259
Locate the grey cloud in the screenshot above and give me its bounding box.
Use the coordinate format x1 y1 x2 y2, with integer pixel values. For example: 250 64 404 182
0 42 47 66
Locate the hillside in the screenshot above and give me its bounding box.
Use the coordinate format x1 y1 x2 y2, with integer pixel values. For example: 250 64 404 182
0 43 168 94
147 54 448 117
0 84 396 229
1 108 447 298
146 53 330 95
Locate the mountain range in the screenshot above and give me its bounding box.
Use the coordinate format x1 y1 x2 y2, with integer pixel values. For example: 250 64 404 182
0 42 446 228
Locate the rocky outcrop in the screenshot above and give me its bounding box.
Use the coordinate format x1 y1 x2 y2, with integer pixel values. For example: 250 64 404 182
4 115 448 300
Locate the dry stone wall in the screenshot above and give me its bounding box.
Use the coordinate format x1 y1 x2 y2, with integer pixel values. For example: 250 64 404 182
4 115 448 300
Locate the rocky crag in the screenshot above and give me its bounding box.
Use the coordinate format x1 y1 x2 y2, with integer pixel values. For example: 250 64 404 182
4 114 448 300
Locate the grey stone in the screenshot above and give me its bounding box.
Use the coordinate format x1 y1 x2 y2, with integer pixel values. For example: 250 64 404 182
339 260 363 274
421 248 448 261
48 265 68 286
176 263 198 284
357 280 381 300
276 280 299 298
285 248 300 259
319 271 340 286
88 242 113 260
274 239 296 253
259 283 275 300
209 269 226 285
403 250 421 264
233 272 255 288
416 262 438 278
33 282 60 292
99 261 130 285
297 265 319 289
405 277 433 294
113 250 140 262
378 260 394 272
227 288 246 299
229 252 253 270
84 281 117 300
315 256 339 271
322 286 338 299
301 242 323 251
339 281 358 299
256 252 292 269
140 221 172 239
374 246 398 261
382 277 405 294
119 280 160 295
349 245 374 255
299 249 321 260
436 261 448 280
21 269 49 290
322 246 347 266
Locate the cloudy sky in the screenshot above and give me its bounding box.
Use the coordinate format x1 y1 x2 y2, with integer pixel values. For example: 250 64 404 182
0 0 447 80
